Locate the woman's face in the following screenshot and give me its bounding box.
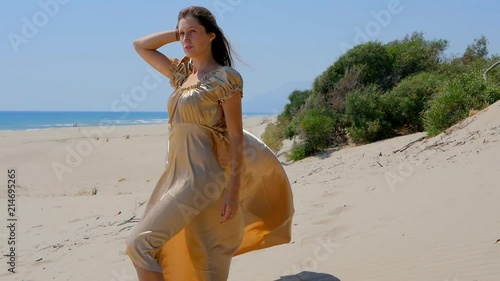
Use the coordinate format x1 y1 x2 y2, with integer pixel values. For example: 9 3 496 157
178 16 214 59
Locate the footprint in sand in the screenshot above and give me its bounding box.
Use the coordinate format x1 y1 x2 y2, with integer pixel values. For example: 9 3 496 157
328 205 351 216
311 205 351 225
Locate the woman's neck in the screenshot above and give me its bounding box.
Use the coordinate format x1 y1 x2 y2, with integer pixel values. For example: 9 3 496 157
191 53 219 75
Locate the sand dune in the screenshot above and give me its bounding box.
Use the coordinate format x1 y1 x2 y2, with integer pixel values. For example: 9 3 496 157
0 101 499 280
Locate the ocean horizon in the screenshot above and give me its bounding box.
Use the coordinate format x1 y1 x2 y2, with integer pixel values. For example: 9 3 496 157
0 111 275 132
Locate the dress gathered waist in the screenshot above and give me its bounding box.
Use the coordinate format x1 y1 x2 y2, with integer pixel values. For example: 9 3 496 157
169 122 227 140
167 122 231 169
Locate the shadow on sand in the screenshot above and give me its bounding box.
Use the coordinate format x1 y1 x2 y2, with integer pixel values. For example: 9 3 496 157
274 271 341 281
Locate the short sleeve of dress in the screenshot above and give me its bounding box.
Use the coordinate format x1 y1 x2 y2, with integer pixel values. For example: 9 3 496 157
214 67 244 104
168 57 193 89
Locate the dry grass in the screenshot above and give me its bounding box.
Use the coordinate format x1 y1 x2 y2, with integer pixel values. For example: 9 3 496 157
469 109 481 117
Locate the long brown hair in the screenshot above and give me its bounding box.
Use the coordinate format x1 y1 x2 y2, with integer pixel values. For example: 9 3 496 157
177 6 235 67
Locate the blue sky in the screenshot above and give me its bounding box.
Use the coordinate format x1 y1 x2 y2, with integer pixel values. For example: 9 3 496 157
1 0 499 112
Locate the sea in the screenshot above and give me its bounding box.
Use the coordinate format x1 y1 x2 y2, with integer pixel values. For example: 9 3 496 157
0 111 269 132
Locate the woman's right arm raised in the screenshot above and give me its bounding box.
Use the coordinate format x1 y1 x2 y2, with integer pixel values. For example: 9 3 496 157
133 30 178 78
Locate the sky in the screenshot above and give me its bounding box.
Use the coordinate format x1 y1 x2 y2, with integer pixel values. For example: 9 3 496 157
1 0 499 112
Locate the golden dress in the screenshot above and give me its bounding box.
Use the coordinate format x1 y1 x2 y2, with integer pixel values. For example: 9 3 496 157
125 57 294 280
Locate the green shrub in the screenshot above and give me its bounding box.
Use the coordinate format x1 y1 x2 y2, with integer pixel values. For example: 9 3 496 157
313 41 394 97
298 108 336 150
438 55 500 85
261 121 285 153
383 72 443 133
345 85 391 143
284 117 300 139
483 56 500 85
280 89 312 122
327 66 364 110
287 143 307 161
264 33 499 160
436 58 470 79
462 35 489 64
285 107 338 160
263 89 312 152
386 32 448 84
274 89 312 141
424 70 500 136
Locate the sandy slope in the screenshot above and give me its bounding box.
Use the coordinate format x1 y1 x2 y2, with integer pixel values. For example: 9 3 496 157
0 101 499 281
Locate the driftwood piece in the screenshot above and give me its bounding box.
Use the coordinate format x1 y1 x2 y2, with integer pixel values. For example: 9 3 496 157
393 136 426 153
117 215 140 226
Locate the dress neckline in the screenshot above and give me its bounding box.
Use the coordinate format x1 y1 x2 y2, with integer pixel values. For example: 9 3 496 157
177 65 226 92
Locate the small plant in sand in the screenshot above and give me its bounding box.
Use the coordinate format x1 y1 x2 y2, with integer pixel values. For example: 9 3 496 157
125 134 130 139
77 190 90 196
118 178 127 183
77 186 98 196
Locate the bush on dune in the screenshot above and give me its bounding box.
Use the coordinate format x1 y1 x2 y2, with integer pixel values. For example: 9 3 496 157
383 72 444 134
423 70 500 136
286 107 338 161
345 85 391 143
262 119 286 153
312 41 394 100
262 90 312 153
385 32 448 85
262 32 500 161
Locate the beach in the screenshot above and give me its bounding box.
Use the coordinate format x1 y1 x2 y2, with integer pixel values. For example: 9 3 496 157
1 104 500 280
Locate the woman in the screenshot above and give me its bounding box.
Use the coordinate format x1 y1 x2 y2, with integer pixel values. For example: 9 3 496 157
125 6 294 281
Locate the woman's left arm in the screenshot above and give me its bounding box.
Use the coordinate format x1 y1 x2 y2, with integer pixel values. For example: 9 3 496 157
219 94 244 223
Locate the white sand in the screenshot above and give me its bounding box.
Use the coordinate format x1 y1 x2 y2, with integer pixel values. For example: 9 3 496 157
0 102 499 280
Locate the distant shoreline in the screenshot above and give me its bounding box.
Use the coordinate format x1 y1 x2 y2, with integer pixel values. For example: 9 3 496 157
0 111 277 132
